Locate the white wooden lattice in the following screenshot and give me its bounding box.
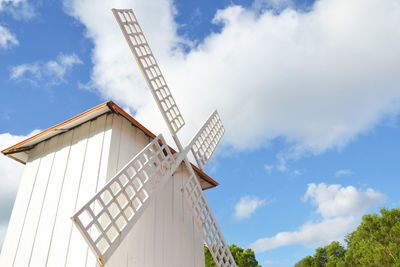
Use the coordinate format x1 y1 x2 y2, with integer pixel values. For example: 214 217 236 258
182 171 237 267
191 110 225 170
71 135 176 266
112 9 185 134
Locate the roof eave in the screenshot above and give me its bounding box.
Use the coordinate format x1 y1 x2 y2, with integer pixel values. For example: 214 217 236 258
1 100 219 189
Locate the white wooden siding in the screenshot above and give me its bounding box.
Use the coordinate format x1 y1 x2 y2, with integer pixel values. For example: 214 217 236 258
104 165 205 267
0 142 45 267
29 130 74 267
46 118 93 267
0 113 114 267
0 112 205 267
102 114 204 267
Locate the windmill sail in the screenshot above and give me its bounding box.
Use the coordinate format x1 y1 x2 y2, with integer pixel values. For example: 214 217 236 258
190 110 225 170
184 111 235 266
112 9 185 135
182 169 236 266
72 135 179 265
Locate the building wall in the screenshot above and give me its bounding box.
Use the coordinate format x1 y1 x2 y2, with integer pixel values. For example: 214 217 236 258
0 113 114 267
103 113 205 267
0 112 205 267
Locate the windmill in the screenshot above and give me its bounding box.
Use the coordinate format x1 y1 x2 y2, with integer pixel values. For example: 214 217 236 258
70 8 237 267
0 8 236 267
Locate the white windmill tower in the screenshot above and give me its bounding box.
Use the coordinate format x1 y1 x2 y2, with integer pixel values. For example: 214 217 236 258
0 8 236 267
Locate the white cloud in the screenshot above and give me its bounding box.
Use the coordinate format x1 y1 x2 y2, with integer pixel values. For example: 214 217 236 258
0 0 35 51
303 183 385 218
0 0 35 20
10 63 40 80
0 25 18 49
233 196 265 221
63 0 400 157
0 130 40 249
251 216 358 252
10 53 82 86
249 183 386 252
335 169 352 177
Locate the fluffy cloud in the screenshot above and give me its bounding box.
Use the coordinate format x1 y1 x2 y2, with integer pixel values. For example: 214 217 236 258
249 183 386 252
0 25 18 49
0 0 35 50
63 0 400 156
10 53 82 86
233 196 265 221
303 183 386 219
0 131 39 249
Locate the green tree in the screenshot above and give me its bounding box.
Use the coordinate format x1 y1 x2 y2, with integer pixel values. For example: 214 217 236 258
296 256 316 267
324 241 345 267
205 244 261 267
344 208 400 266
295 208 400 267
295 242 345 267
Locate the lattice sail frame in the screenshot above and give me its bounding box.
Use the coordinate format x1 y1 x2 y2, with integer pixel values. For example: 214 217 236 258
191 110 225 170
182 171 236 266
71 135 178 266
112 9 185 134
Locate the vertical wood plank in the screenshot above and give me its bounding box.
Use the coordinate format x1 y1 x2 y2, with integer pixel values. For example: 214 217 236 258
182 167 193 266
153 179 163 267
128 132 151 267
141 135 156 267
105 117 140 267
95 113 114 191
124 126 145 267
13 135 60 267
164 175 174 267
0 142 44 267
85 113 114 267
106 114 123 182
172 170 181 267
65 115 107 267
194 214 205 267
46 121 91 267
28 130 74 267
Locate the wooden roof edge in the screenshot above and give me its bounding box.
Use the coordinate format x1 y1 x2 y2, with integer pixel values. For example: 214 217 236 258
1 101 111 155
1 100 219 188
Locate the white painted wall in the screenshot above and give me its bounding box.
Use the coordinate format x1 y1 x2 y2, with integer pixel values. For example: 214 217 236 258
103 113 204 267
0 112 205 267
0 113 113 267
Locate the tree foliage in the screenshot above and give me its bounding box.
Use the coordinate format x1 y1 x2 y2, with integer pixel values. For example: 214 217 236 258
295 208 400 267
204 244 261 267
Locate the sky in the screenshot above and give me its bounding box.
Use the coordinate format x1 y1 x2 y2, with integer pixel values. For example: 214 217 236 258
0 0 400 266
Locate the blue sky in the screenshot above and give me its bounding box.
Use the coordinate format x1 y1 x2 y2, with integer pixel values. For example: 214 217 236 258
1 0 400 266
